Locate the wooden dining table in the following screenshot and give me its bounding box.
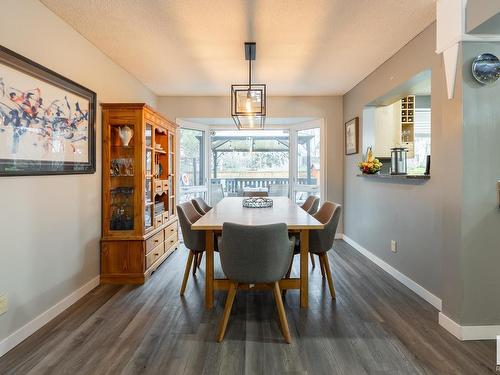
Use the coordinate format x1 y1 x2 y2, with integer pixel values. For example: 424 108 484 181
191 197 324 309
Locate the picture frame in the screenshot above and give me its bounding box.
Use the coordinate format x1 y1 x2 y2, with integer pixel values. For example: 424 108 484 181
0 45 96 176
344 117 359 155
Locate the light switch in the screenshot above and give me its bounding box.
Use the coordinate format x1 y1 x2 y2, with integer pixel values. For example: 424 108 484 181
391 240 397 253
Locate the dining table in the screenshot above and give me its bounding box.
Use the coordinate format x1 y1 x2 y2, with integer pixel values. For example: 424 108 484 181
191 196 324 309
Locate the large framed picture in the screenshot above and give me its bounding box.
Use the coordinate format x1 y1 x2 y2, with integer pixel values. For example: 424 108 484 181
344 117 359 155
0 45 96 176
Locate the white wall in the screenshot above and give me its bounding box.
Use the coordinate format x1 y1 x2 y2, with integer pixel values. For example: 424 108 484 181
0 0 156 350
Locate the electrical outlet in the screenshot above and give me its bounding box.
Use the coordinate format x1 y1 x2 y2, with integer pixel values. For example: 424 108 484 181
391 240 397 253
0 295 7 316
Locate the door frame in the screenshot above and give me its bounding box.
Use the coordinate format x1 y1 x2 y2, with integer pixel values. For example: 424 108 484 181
176 120 210 204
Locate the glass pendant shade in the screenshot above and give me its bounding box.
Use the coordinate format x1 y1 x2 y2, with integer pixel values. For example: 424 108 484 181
231 84 266 129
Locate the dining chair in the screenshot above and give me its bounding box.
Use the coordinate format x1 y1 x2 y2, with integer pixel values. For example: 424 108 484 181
217 222 294 343
287 201 341 299
192 197 212 215
298 195 319 267
243 191 269 197
177 201 205 295
301 195 319 215
268 184 289 197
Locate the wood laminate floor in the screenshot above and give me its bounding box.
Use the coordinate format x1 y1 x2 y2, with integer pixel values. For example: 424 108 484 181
0 240 496 375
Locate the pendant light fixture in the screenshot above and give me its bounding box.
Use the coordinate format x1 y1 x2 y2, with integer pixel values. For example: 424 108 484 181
231 42 266 129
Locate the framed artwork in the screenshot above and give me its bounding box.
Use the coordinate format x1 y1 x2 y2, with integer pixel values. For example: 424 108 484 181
0 45 96 176
344 117 359 155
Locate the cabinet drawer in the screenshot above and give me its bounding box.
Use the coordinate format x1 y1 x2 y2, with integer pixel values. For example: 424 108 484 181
154 214 164 228
146 230 164 254
146 243 165 269
162 211 169 222
165 231 178 251
164 220 177 239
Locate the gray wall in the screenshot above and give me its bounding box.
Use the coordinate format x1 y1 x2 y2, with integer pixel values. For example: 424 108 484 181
460 42 500 325
343 23 464 318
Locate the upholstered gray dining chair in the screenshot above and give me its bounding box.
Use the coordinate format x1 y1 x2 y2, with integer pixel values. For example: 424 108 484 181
288 202 341 299
298 195 320 267
192 197 212 215
177 201 205 295
301 195 319 215
217 223 294 343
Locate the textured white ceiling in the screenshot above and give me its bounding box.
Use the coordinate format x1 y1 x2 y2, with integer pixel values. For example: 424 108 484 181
40 0 435 96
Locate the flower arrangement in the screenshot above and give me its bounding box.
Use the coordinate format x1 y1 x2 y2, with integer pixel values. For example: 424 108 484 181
358 147 382 174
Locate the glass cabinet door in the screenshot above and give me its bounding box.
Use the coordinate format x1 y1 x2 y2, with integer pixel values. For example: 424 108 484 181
109 124 135 231
144 122 154 232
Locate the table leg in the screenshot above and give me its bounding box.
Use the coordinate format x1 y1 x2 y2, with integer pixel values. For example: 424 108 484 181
300 229 309 308
205 230 214 309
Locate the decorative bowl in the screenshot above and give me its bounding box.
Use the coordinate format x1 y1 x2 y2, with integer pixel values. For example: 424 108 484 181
242 197 273 208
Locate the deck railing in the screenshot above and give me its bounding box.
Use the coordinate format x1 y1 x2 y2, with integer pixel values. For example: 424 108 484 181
211 177 316 196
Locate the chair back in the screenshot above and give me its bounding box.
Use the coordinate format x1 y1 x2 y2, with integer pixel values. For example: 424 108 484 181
301 195 319 214
220 223 293 284
243 191 269 197
177 201 205 251
308 196 320 215
192 197 211 215
309 202 342 253
268 184 289 197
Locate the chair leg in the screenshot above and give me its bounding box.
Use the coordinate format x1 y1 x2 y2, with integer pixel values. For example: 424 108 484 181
197 252 203 268
320 253 335 299
319 254 326 278
282 257 294 297
192 252 198 276
272 281 291 344
217 282 238 342
286 257 293 279
310 253 315 268
180 250 195 296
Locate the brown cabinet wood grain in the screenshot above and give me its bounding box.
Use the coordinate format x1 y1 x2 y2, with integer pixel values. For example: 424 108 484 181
100 103 179 284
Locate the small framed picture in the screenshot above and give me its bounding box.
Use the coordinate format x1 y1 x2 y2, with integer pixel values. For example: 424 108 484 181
344 117 359 155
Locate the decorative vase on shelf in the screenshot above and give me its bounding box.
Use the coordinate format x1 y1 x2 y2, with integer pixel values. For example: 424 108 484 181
118 125 134 146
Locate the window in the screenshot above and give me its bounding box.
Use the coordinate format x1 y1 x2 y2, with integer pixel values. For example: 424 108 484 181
210 130 290 197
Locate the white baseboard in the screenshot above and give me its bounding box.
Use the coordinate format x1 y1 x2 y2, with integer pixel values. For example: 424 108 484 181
0 276 100 357
439 312 500 340
342 235 442 311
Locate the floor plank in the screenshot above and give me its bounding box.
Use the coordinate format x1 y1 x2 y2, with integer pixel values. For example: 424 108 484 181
0 240 496 375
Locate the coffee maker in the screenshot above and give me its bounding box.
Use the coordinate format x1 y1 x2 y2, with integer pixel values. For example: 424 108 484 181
390 147 408 175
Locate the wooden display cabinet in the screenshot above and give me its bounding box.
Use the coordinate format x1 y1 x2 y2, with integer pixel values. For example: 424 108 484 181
101 103 179 284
